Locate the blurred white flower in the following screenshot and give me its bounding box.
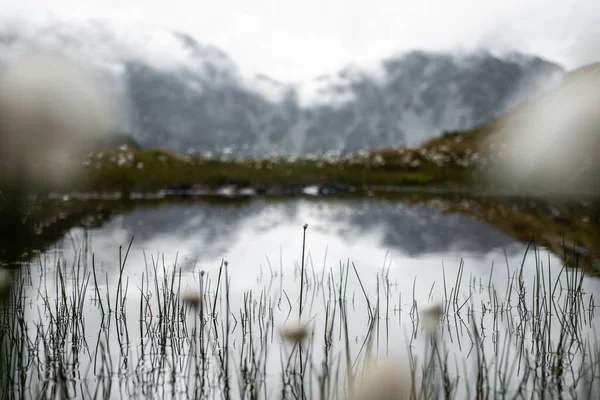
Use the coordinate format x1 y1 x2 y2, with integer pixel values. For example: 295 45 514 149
182 289 202 311
352 359 413 400
487 67 600 196
280 322 309 342
0 50 112 188
421 300 443 333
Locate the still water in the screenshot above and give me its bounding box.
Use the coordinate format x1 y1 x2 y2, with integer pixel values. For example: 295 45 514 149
12 198 600 398
55 198 526 283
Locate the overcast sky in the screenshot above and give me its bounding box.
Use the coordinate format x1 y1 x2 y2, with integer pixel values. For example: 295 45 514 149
1 0 599 82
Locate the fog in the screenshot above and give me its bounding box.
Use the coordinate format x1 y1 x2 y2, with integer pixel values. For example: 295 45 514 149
1 0 599 81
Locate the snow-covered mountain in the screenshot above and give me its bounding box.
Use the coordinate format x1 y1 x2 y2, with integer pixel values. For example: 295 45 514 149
0 18 565 156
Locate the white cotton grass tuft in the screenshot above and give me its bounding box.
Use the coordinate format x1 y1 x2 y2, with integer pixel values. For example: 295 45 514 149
484 66 600 197
0 50 112 189
351 358 413 400
279 322 309 343
421 300 443 334
181 289 202 311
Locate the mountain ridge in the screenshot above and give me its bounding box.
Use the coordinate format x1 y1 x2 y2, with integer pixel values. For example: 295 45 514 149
0 18 566 156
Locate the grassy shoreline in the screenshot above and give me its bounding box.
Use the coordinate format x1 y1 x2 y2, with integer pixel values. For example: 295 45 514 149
66 145 479 194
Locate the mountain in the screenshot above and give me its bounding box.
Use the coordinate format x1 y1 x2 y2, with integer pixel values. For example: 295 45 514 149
0 18 565 156
297 51 564 151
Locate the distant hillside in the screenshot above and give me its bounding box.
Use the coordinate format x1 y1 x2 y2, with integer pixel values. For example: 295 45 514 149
413 62 600 195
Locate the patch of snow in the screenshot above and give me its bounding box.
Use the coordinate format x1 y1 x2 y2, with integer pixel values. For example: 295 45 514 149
216 186 236 197
303 186 320 196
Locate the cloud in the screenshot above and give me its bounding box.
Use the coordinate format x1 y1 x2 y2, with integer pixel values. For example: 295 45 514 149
0 15 238 75
0 0 599 81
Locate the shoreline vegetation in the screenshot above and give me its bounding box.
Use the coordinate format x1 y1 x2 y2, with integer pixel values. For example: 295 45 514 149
69 144 473 195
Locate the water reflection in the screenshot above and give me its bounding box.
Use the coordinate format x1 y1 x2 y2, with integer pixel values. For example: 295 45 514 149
59 199 522 274
10 198 600 398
